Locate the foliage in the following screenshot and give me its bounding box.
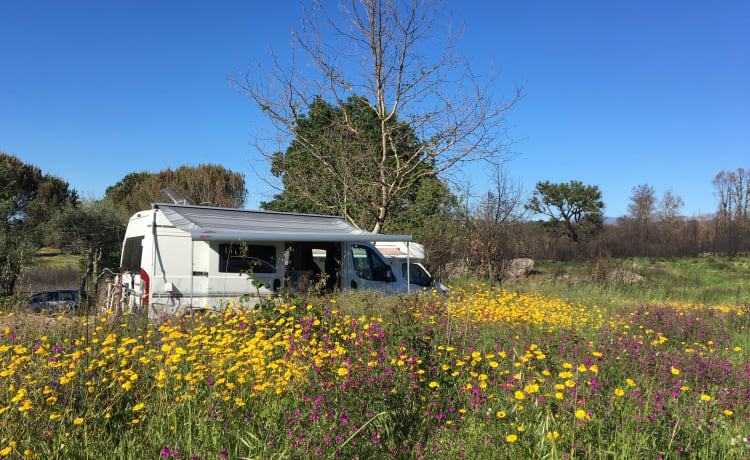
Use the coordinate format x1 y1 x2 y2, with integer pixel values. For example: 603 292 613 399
0 153 78 295
233 0 520 233
261 96 456 233
0 152 78 227
0 285 747 458
105 164 247 215
526 180 604 243
42 200 127 301
0 226 36 297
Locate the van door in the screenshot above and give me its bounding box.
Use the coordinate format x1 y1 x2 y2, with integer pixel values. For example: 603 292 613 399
347 243 401 293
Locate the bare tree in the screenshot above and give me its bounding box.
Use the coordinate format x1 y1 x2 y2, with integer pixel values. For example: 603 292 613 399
231 0 521 233
712 168 750 255
657 188 684 223
627 184 656 228
464 167 524 281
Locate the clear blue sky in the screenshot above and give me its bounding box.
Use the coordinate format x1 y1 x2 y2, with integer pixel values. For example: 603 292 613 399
1 0 747 217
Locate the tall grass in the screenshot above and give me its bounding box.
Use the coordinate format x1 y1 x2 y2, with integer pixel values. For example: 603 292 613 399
0 285 747 458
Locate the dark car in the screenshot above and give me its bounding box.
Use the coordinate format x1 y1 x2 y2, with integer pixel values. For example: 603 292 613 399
29 289 81 313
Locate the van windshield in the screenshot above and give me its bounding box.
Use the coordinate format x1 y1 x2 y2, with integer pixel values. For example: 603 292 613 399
401 263 433 287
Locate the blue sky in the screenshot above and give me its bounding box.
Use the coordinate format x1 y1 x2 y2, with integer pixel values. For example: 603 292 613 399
1 0 747 217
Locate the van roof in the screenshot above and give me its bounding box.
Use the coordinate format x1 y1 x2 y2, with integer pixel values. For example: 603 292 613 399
152 203 412 243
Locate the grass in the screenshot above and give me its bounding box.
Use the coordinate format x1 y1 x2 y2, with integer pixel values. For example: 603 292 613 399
0 282 747 459
0 256 747 458
32 248 81 269
504 256 750 308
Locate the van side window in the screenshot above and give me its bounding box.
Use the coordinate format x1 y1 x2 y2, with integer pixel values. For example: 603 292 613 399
219 244 276 274
351 245 392 282
122 236 144 272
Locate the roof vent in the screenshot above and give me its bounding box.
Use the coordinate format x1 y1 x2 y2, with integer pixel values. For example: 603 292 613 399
160 186 192 205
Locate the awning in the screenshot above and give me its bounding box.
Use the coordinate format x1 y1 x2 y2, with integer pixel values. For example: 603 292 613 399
154 203 412 242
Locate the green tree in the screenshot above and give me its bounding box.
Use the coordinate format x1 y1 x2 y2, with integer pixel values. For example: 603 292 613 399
105 164 247 215
0 153 79 295
233 0 520 233
43 200 126 300
0 226 35 297
0 152 42 221
261 96 456 233
526 180 604 243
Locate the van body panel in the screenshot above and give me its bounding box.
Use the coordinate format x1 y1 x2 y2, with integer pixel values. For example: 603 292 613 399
120 207 414 319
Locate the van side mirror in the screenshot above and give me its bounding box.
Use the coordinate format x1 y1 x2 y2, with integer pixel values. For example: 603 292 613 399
386 269 395 283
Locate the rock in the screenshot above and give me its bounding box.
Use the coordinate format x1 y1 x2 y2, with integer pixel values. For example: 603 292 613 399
607 270 645 284
507 258 534 279
444 261 471 279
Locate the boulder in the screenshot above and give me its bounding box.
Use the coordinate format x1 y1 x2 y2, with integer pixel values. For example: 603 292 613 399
607 270 645 285
507 258 534 279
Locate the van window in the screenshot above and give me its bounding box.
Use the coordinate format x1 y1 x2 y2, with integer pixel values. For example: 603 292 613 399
219 244 276 274
122 236 144 272
402 263 433 287
351 245 392 282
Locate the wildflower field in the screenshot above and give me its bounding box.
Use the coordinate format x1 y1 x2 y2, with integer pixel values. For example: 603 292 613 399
0 286 748 458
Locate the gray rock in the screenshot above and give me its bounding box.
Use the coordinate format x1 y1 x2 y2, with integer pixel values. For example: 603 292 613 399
507 258 534 279
607 270 645 284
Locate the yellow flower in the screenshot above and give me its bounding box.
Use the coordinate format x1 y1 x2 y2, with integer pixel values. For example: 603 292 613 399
133 403 145 411
514 390 525 400
626 378 635 387
506 434 517 443
575 409 588 420
546 431 560 439
0 447 10 457
74 417 84 425
337 367 349 377
614 388 624 397
555 392 564 400
496 411 506 419
428 381 438 388
700 394 711 402
132 418 140 424
724 409 733 416
670 367 680 375
49 412 61 420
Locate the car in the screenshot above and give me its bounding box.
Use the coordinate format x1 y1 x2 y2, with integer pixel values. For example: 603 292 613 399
29 289 81 313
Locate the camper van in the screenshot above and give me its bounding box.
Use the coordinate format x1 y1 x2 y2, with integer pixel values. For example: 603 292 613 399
374 241 449 294
119 203 414 319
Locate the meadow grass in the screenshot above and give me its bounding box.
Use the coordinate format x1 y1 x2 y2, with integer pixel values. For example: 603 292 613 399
0 282 747 459
32 248 82 269
506 256 750 308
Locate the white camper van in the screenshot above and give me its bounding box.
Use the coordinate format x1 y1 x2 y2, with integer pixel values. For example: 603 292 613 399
119 203 413 318
374 241 449 294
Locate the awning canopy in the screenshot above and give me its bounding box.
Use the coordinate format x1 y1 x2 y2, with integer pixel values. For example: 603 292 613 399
154 203 412 242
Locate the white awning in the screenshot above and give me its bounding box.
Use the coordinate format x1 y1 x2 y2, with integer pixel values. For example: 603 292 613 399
154 203 412 242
